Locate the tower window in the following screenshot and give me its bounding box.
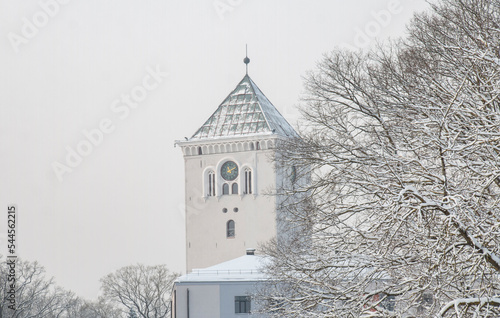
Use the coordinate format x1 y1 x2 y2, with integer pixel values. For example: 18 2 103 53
290 166 297 184
232 183 238 195
222 183 229 195
227 220 235 238
244 168 252 194
256 142 260 150
198 146 202 155
208 171 215 196
235 296 251 313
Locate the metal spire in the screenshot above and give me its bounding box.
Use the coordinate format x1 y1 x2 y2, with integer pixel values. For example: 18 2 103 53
243 44 250 75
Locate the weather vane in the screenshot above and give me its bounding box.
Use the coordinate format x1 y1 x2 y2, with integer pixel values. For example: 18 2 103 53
244 44 250 75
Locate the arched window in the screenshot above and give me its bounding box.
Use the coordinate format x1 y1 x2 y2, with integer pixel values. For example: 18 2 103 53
198 146 202 155
232 183 238 195
244 168 252 194
250 142 254 150
207 171 215 196
222 183 229 195
256 142 260 150
227 220 235 238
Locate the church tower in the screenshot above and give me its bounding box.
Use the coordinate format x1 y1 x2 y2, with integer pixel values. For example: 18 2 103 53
176 60 298 272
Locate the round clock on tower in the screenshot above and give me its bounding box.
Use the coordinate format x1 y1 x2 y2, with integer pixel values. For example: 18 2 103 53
221 161 239 181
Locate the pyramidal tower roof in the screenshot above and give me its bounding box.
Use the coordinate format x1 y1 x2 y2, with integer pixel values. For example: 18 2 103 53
190 74 298 140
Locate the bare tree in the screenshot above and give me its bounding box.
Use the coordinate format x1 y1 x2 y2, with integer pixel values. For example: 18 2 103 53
0 258 176 318
48 296 123 318
0 258 74 318
100 264 179 318
259 0 500 317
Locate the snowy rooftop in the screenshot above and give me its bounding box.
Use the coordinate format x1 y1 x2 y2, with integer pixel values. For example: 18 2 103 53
176 255 269 283
190 75 298 140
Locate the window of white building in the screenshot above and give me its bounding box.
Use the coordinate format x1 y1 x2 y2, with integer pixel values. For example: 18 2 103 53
207 171 215 196
244 168 252 194
222 183 229 195
235 296 251 313
227 220 235 238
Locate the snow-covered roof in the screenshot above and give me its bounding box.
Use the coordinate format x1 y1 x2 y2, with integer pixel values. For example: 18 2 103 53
176 255 269 283
190 75 298 140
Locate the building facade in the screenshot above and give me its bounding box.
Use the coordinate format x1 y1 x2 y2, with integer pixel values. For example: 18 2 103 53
172 250 268 318
176 73 298 272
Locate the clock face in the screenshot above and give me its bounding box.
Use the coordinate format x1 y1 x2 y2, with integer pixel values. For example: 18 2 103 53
221 161 239 181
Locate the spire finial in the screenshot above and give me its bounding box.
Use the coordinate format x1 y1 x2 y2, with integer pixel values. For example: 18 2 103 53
243 44 250 75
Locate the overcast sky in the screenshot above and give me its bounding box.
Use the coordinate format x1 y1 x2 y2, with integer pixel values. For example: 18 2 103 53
1 0 430 299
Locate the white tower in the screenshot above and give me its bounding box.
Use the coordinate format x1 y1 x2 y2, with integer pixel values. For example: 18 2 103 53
176 65 297 272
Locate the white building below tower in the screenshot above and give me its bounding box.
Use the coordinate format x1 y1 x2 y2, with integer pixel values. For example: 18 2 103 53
171 249 268 318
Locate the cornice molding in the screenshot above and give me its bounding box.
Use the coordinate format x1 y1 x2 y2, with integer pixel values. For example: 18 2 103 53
177 136 279 156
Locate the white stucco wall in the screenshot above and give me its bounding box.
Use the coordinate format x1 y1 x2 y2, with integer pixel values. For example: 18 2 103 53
180 136 280 272
219 282 260 318
173 281 266 318
173 284 221 318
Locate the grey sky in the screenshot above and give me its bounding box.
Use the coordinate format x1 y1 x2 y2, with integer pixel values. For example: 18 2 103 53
1 0 429 299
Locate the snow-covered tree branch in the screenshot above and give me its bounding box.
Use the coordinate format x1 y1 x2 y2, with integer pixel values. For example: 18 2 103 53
258 0 500 316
